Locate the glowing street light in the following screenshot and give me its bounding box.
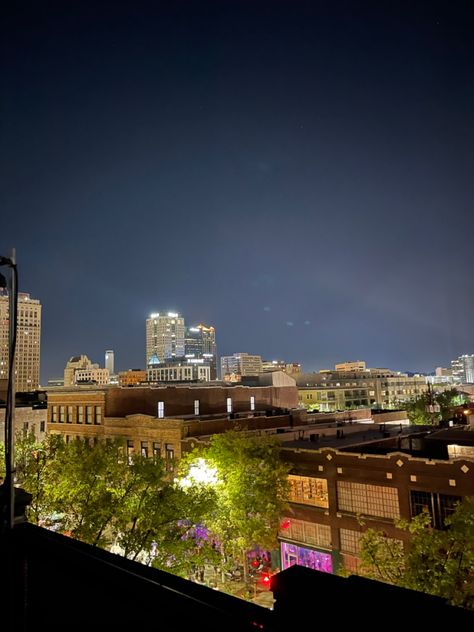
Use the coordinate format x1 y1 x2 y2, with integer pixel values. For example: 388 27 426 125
175 458 219 489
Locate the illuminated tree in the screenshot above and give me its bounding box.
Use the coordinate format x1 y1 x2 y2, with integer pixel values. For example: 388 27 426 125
183 431 290 583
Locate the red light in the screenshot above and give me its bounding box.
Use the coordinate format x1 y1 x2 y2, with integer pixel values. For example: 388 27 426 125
262 575 270 583
280 519 290 530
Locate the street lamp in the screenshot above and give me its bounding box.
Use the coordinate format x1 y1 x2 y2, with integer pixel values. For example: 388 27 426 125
0 249 18 534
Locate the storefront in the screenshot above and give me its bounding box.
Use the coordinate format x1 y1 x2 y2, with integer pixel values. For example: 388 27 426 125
280 541 333 574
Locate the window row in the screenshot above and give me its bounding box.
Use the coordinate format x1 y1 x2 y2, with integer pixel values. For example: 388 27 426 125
280 517 331 549
51 405 102 424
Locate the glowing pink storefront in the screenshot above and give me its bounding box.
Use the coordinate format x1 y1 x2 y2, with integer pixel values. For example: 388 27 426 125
280 542 333 573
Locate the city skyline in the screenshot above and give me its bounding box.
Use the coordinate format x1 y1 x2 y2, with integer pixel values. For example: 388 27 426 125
3 2 473 384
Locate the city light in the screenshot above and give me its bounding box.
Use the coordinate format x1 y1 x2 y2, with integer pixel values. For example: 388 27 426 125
176 458 219 489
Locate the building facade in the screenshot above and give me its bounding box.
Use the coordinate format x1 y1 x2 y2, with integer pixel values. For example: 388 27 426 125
75 367 110 386
148 361 211 383
63 355 108 387
0 291 41 391
46 383 300 458
262 360 302 376
298 386 370 411
118 370 147 386
220 353 263 381
335 361 366 372
297 368 427 409
278 437 474 575
185 324 217 379
146 312 185 365
451 354 474 384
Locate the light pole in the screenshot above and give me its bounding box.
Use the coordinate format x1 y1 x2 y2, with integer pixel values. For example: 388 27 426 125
0 249 18 534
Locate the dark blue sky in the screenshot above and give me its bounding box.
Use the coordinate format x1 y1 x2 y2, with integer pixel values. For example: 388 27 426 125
2 1 473 383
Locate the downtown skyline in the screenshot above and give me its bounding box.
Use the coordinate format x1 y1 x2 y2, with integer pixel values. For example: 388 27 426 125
2 1 473 383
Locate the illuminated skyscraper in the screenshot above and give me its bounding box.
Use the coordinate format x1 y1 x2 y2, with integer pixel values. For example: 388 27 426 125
105 349 114 375
185 323 217 379
0 291 41 391
146 312 185 366
451 354 474 384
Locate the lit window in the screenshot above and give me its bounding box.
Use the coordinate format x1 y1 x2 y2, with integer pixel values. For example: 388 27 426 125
95 406 102 424
250 396 255 411
194 399 200 415
158 401 165 418
226 397 232 413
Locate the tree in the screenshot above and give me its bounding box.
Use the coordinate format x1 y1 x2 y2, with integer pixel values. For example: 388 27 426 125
405 388 464 425
358 498 474 609
180 431 290 584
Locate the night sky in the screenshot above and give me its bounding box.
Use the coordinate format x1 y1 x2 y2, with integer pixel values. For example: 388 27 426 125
2 1 473 383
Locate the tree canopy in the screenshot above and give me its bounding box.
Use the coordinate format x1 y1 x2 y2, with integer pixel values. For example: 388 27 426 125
405 388 465 425
358 497 474 609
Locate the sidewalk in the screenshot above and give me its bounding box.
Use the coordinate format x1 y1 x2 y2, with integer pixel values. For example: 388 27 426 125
199 565 275 609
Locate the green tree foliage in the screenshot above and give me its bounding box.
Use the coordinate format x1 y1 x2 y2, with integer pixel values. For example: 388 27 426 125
358 498 474 609
180 431 289 581
405 388 464 425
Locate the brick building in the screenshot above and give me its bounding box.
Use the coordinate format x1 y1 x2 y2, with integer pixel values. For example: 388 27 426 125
277 428 474 575
46 378 299 460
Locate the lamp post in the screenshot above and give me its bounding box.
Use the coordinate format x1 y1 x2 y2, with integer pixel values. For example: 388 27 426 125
0 249 18 534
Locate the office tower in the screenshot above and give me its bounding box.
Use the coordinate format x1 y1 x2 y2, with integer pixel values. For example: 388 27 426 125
185 323 217 379
146 312 185 366
105 350 115 375
451 354 474 384
220 353 262 381
0 291 41 391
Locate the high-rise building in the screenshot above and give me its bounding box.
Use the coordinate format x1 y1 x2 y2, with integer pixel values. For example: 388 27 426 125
451 354 474 384
220 353 262 381
185 323 217 379
146 312 185 366
105 350 114 375
0 291 41 391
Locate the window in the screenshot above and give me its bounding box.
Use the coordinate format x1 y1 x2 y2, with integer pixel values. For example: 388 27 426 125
51 405 58 422
165 443 174 470
78 406 84 423
40 421 45 432
288 475 329 508
158 401 165 418
281 517 331 549
153 442 161 459
67 406 73 423
141 441 148 458
410 490 461 529
339 528 362 555
95 406 102 424
127 440 134 464
250 396 255 411
337 481 400 519
226 397 232 413
59 406 65 422
86 406 94 424
194 399 200 415
23 421 29 431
